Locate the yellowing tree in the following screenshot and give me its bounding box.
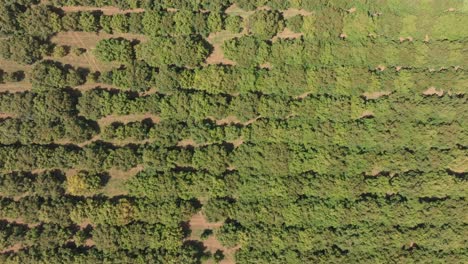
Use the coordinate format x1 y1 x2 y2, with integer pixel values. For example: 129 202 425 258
67 171 102 195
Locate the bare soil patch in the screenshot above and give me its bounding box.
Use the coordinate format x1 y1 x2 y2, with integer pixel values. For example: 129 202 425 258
282 8 312 18
216 116 241 125
190 212 224 230
177 138 198 147
1 217 39 228
362 91 392 100
61 6 145 15
206 31 243 65
359 110 375 119
369 167 383 177
423 87 444 97
52 31 147 48
448 157 467 174
74 82 116 91
0 243 22 254
259 62 272 69
0 112 14 119
51 31 147 72
347 7 357 14
225 4 255 18
0 82 32 93
0 58 32 72
272 28 303 41
295 91 313 99
244 116 261 126
189 212 239 264
102 166 143 196
229 137 244 148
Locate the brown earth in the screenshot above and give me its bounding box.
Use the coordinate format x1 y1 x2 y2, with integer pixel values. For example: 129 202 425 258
229 137 244 148
61 6 145 15
359 110 375 119
225 4 255 18
0 243 22 254
216 116 242 125
0 112 14 119
282 8 312 18
295 91 314 99
51 31 148 72
423 87 444 97
189 212 239 264
177 138 198 147
102 166 143 196
272 28 303 41
259 62 272 69
0 82 32 93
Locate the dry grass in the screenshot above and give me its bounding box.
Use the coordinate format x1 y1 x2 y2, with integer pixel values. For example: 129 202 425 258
51 31 148 72
272 27 303 41
65 166 142 197
359 110 375 119
0 112 14 119
188 212 239 264
282 8 312 18
362 91 392 100
216 115 242 125
0 243 22 254
0 58 32 72
229 137 244 148
73 82 116 91
177 138 198 147
52 31 147 48
206 31 244 65
61 6 145 15
0 82 32 93
225 4 255 18
0 58 32 92
448 157 467 174
294 91 314 99
101 166 143 196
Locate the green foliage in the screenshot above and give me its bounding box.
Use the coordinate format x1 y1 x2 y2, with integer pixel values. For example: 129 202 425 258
79 11 100 32
66 171 104 195
1 36 43 64
52 45 68 58
136 36 210 67
62 12 82 31
71 47 86 56
18 5 59 39
225 15 243 33
111 14 130 33
200 229 213 240
286 15 303 32
223 36 269 66
0 1 466 263
248 10 284 39
30 61 85 91
207 12 224 32
94 38 134 63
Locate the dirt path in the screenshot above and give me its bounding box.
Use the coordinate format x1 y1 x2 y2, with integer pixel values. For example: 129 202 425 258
206 31 242 65
71 31 102 72
189 212 239 264
97 113 160 127
61 6 145 15
272 28 303 41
